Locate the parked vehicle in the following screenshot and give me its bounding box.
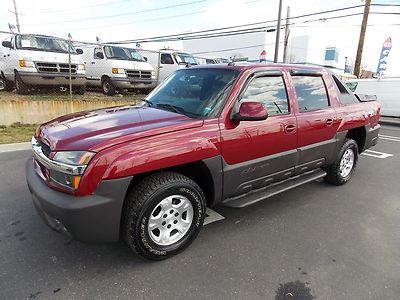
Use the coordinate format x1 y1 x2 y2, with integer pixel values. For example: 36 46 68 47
144 49 198 83
82 45 157 95
1 34 86 94
346 78 400 117
26 64 380 260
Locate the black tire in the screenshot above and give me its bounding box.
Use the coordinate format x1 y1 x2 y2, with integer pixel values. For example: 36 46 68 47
122 172 206 260
101 77 116 96
15 72 29 95
2 78 14 91
73 85 86 95
324 138 359 186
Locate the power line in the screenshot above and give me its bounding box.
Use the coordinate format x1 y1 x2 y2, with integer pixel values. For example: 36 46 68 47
40 0 130 13
25 0 208 25
191 42 282 55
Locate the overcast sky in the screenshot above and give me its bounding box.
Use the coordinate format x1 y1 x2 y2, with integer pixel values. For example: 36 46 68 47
1 0 399 75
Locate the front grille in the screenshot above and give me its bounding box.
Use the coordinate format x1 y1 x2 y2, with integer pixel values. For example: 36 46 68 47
36 62 77 74
126 70 152 79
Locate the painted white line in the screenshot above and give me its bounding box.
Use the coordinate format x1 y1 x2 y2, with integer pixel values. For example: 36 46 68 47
378 134 400 142
379 134 400 139
0 142 31 153
362 149 393 159
380 137 400 142
204 207 225 225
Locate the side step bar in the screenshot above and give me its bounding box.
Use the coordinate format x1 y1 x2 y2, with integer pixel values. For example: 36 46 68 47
222 169 327 208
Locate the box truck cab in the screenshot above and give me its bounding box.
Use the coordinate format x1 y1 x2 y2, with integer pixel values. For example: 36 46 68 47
1 34 86 94
82 45 156 95
144 49 198 83
346 78 400 117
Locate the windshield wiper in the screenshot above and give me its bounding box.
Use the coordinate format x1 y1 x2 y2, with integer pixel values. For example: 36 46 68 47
156 103 201 118
142 99 154 107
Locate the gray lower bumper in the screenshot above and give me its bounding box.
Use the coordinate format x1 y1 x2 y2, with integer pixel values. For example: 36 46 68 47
110 77 157 90
25 159 131 243
364 124 380 151
20 72 86 86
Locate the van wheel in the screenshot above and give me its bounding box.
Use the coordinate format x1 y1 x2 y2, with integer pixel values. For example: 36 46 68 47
73 85 86 95
2 78 14 91
15 72 29 95
122 172 206 260
324 138 359 185
102 77 115 96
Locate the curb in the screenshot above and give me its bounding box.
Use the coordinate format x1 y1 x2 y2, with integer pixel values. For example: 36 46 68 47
0 142 31 153
380 117 400 127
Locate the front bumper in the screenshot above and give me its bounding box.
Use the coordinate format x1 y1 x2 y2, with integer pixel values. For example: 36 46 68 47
110 77 157 90
25 159 131 243
19 71 86 86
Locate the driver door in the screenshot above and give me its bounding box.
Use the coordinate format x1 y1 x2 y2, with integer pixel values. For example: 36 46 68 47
220 71 298 199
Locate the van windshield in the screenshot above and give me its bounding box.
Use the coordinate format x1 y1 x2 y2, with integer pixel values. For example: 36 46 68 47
104 46 144 61
173 53 198 65
16 35 75 54
143 68 240 119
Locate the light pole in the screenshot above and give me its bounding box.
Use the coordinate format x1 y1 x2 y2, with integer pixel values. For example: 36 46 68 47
274 0 283 63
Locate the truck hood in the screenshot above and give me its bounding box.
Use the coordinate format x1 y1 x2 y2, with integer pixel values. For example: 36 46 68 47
37 106 203 152
18 49 83 64
106 59 155 71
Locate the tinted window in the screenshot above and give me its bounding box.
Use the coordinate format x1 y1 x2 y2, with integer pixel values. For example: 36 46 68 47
94 47 103 59
292 76 329 112
240 76 289 116
332 75 359 105
161 53 174 64
346 81 358 92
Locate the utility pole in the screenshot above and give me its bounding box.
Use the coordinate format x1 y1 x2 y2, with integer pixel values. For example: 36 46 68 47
283 6 291 63
274 0 283 63
12 0 21 32
354 0 371 77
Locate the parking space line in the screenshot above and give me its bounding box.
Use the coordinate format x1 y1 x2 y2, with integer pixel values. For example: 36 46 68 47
379 134 400 142
362 149 393 159
204 208 225 225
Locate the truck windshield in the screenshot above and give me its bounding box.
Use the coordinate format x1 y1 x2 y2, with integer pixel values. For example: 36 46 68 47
104 46 145 61
16 35 75 54
173 53 198 65
144 68 240 118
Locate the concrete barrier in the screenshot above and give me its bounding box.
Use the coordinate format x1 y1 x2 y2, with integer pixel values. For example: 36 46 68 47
0 99 137 125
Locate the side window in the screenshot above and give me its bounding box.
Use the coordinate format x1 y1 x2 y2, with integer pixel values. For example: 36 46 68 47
94 47 103 59
292 76 329 112
240 76 289 116
161 53 174 64
332 75 359 105
345 81 358 92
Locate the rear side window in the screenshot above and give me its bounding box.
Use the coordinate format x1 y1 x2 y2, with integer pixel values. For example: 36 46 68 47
332 75 359 105
346 81 358 92
292 76 329 112
94 47 103 59
161 53 174 64
240 76 289 116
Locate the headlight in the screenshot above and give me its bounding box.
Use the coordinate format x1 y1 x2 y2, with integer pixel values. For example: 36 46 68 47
50 151 95 190
77 64 85 70
112 68 124 74
19 60 35 68
151 70 156 79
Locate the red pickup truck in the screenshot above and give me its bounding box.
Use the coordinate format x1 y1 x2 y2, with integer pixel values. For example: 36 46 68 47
26 64 381 260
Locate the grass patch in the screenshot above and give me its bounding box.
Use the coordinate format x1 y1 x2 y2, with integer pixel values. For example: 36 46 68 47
0 123 38 144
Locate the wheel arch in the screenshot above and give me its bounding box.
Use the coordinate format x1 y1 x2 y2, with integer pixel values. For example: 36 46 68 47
346 126 366 153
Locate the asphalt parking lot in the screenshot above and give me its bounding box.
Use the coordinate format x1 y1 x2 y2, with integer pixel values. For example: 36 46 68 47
0 124 399 300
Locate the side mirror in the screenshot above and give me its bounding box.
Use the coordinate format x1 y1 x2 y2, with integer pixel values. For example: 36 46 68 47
76 48 83 54
231 102 268 121
95 52 104 59
2 41 12 49
143 56 148 62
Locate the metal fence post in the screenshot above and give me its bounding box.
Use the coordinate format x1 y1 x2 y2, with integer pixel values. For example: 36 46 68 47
68 44 72 98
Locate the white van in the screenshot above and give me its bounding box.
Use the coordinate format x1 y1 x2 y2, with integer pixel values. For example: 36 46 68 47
346 78 400 117
144 49 198 83
1 34 86 94
82 45 156 95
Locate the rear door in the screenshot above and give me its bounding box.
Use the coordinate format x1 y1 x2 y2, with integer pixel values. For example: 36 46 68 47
220 71 298 199
290 71 338 173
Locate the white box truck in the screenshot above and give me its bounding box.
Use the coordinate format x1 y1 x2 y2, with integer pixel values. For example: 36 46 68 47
82 45 156 95
346 78 400 117
1 34 86 94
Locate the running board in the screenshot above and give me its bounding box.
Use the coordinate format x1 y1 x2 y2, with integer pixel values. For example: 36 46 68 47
222 169 327 208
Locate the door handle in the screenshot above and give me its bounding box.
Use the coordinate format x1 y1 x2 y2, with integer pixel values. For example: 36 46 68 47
326 118 334 125
284 124 296 133
91 62 95 64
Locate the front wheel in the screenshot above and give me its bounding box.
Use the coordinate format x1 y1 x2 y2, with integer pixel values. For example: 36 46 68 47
15 72 29 94
324 138 359 185
122 172 206 260
102 77 116 96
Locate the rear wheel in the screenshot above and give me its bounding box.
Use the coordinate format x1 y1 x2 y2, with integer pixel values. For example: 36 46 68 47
122 172 206 260
324 138 358 185
15 72 29 94
102 77 116 96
